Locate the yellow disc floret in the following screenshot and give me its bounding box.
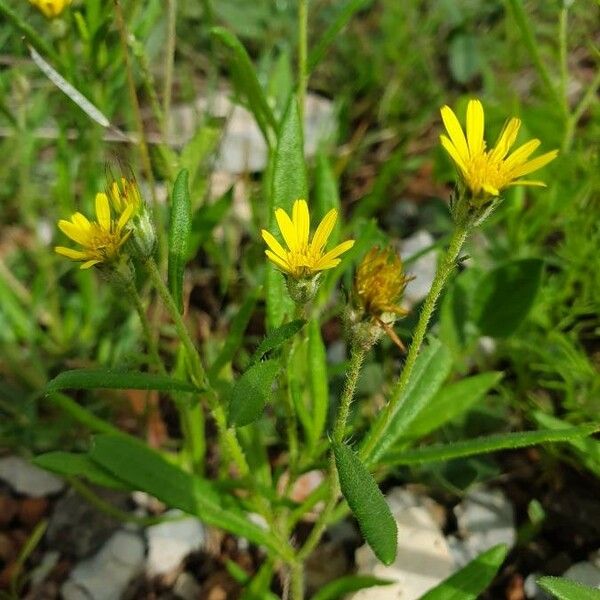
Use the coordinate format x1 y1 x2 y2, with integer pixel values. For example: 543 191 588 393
29 0 71 18
262 199 355 279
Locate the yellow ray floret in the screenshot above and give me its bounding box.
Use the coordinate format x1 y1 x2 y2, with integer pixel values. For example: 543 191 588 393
108 177 142 215
262 199 355 279
440 99 558 198
355 247 410 317
29 0 71 18
55 192 133 269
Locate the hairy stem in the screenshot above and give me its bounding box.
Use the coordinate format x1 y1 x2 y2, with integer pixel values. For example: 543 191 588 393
360 221 470 463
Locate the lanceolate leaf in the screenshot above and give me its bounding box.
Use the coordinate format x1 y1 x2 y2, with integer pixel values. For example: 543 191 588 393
33 451 130 490
383 424 600 466
168 169 192 314
363 339 452 465
308 318 329 446
46 369 200 394
89 435 289 558
228 360 280 427
419 544 508 600
249 319 306 365
266 98 307 330
537 576 600 600
474 258 544 338
333 441 397 565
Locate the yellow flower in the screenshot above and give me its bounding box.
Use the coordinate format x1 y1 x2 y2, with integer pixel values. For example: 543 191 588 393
440 99 558 199
29 0 71 18
262 199 355 279
108 177 142 216
355 247 409 318
55 192 134 269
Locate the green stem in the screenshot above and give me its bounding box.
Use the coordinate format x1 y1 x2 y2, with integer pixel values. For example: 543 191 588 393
290 561 304 600
359 221 470 463
163 0 177 139
297 345 365 561
144 257 249 476
558 6 569 115
506 0 564 113
297 0 308 124
562 67 600 153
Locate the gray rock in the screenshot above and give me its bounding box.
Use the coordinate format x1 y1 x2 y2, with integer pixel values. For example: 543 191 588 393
562 560 600 589
353 487 453 599
146 510 206 576
0 456 64 497
62 530 145 600
172 572 202 600
451 487 515 567
524 573 551 599
47 488 130 559
401 231 437 307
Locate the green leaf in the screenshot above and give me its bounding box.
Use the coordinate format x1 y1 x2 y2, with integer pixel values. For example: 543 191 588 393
538 576 600 600
209 290 260 380
188 187 233 257
333 441 397 565
532 412 600 477
168 169 193 314
308 0 372 73
46 369 199 394
308 318 329 446
229 360 280 427
474 259 544 338
407 372 503 439
47 392 120 435
419 544 507 599
265 98 307 330
448 33 482 84
363 339 452 465
210 27 276 143
32 452 130 490
311 575 394 600
383 424 600 466
249 319 306 366
89 434 290 558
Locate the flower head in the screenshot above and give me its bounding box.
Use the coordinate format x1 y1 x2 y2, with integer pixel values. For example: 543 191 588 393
355 247 410 318
262 199 355 279
29 0 71 18
440 99 558 200
55 192 133 269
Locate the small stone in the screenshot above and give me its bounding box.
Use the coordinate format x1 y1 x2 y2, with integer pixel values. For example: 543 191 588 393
47 488 130 559
452 487 515 568
524 573 551 599
61 530 145 600
172 571 202 600
146 510 206 577
562 560 600 589
0 456 64 497
353 488 453 599
18 496 49 527
401 231 437 307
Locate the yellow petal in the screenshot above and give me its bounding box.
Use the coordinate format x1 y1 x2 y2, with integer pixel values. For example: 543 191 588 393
261 230 288 260
310 209 338 254
71 212 91 230
507 180 547 187
275 208 298 252
292 199 310 248
466 99 485 157
95 193 111 230
490 117 521 160
54 246 89 260
80 260 101 269
315 258 341 271
58 220 91 246
265 250 292 274
511 150 558 178
440 135 468 173
504 139 541 168
117 203 134 233
440 105 469 164
315 239 355 269
483 183 500 196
